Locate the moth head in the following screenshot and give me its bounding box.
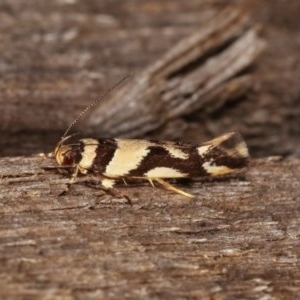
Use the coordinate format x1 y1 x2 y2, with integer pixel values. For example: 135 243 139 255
54 135 78 167
54 75 131 167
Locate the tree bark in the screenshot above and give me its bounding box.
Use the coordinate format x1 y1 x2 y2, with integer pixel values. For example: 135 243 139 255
85 9 265 138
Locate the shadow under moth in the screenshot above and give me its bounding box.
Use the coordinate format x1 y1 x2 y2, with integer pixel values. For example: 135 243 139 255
54 76 249 199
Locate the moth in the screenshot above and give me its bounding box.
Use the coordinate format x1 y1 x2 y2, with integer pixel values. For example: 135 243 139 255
54 76 249 198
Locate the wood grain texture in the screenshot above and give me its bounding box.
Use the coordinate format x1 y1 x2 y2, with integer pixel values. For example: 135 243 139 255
0 156 299 299
0 1 300 297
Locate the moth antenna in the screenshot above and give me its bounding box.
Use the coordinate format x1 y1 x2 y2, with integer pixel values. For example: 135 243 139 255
62 73 132 138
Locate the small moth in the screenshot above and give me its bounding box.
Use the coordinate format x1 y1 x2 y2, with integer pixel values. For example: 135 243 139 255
54 76 249 198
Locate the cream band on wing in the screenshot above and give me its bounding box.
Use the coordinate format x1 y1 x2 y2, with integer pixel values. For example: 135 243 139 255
146 167 187 178
104 139 152 177
162 145 189 160
79 139 99 169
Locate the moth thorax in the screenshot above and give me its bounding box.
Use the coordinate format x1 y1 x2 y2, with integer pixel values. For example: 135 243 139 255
55 144 75 166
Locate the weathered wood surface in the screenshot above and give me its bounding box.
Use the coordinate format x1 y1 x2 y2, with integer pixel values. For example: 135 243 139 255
1 0 300 299
0 156 300 299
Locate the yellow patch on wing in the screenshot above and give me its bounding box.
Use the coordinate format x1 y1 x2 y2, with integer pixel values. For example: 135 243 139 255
105 139 152 177
162 145 189 159
101 178 116 189
203 132 234 147
197 145 211 156
202 161 233 175
79 138 99 170
235 141 249 158
146 167 187 178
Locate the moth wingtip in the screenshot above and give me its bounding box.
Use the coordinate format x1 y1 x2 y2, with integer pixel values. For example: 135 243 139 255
226 131 249 158
205 131 249 159
198 132 249 176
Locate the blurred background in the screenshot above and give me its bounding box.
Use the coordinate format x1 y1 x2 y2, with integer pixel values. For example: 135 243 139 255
0 0 299 157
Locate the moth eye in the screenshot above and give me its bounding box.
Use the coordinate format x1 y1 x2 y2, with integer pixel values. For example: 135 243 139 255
55 145 75 166
62 150 75 166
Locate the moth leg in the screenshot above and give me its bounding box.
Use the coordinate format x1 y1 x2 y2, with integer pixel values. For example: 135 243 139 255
59 164 80 196
101 178 132 205
154 178 195 198
148 179 155 188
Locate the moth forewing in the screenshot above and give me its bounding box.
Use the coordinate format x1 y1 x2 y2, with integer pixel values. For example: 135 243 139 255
54 131 249 198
